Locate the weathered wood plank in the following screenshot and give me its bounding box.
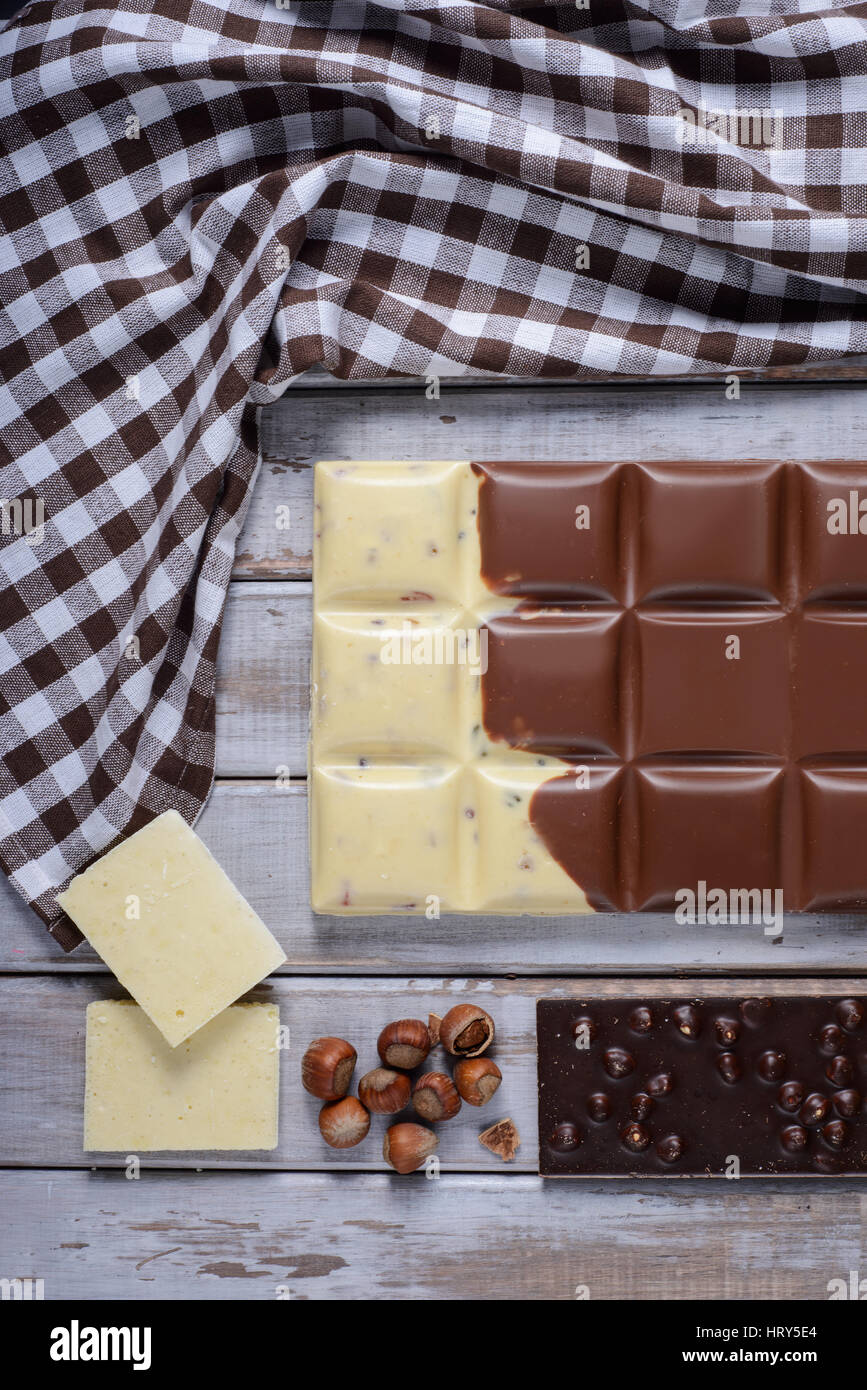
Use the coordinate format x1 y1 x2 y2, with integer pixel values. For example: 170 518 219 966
4 781 867 973
1 975 864 1171
216 583 309 776
1 1165 863 1300
238 382 867 577
3 783 867 973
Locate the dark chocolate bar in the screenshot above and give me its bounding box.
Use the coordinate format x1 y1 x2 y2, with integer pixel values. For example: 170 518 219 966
475 461 867 912
537 995 867 1176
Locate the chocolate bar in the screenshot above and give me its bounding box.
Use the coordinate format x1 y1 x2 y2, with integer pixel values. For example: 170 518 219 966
537 995 867 1176
311 459 867 915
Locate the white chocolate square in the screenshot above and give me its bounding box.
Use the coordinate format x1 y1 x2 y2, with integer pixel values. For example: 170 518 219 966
315 461 469 603
313 609 476 761
310 764 463 912
57 811 285 1046
84 1001 279 1152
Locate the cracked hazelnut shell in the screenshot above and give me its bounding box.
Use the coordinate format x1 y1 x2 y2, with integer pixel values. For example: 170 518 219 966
439 1004 495 1058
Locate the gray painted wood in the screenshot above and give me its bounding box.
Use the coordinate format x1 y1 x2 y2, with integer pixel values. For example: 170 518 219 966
239 381 867 578
3 781 867 973
216 583 310 776
1 1167 862 1301
2 975 863 1173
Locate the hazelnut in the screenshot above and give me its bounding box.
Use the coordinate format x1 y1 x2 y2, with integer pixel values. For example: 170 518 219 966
412 1071 461 1122
439 1004 495 1058
383 1122 438 1174
318 1096 370 1149
377 1019 431 1070
358 1067 411 1115
428 1013 442 1048
454 1057 502 1107
301 1037 357 1101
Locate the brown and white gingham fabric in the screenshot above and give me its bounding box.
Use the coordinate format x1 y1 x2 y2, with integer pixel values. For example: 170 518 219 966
1 0 866 948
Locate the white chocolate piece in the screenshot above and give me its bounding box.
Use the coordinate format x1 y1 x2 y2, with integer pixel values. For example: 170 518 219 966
469 765 592 912
57 810 285 1046
310 460 592 915
315 460 477 603
311 764 464 911
313 610 478 761
84 1001 279 1152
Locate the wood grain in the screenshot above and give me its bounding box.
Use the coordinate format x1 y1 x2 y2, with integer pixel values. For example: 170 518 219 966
2 1167 862 1301
3 782 867 973
238 381 867 578
2 975 864 1173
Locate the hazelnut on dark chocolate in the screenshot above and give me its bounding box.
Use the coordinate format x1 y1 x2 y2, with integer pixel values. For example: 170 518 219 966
780 1125 808 1153
799 1092 830 1126
646 1071 673 1097
620 1122 651 1153
631 1092 653 1121
587 1092 612 1122
826 1055 854 1088
550 1121 582 1152
756 1050 787 1082
572 1016 598 1047
813 1151 843 1174
818 1023 845 1055
823 1120 848 1148
628 1006 654 1034
714 1016 740 1046
837 999 865 1032
777 1080 804 1112
673 1004 701 1039
833 1088 861 1118
657 1134 685 1164
439 1004 495 1058
717 1052 742 1084
740 997 772 1025
602 1046 635 1079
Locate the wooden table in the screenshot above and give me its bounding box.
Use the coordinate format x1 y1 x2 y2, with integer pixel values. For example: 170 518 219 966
3 367 867 1301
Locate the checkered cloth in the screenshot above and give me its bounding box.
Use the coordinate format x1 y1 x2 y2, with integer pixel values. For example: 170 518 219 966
2 0 866 949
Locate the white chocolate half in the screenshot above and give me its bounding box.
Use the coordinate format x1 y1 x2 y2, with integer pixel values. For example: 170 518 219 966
84 1001 279 1152
310 460 590 915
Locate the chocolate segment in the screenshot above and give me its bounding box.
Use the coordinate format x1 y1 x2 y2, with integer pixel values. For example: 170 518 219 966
538 995 867 1176
475 460 867 912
